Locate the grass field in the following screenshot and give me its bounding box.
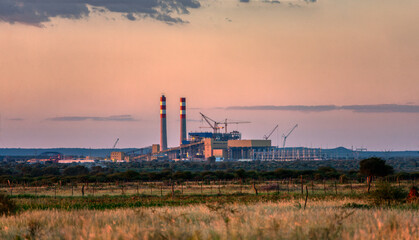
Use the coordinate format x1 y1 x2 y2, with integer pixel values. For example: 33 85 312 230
1 199 417 240
0 181 417 239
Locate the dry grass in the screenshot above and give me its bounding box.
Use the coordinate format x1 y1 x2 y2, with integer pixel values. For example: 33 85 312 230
0 199 417 240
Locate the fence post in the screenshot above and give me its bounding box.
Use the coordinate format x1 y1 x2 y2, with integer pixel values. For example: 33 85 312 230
253 181 258 196
304 186 309 210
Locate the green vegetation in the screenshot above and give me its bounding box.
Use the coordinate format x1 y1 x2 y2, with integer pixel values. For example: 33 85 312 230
0 158 416 239
0 158 417 185
0 200 417 240
0 193 16 216
370 181 407 206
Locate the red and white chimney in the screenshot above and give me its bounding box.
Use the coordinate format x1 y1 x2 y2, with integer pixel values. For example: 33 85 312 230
160 95 167 150
180 97 186 145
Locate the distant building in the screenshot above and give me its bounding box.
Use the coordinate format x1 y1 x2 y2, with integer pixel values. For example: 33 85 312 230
110 151 125 161
57 159 95 164
152 144 160 154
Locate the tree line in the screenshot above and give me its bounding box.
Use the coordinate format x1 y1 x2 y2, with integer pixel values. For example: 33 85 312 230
0 158 417 185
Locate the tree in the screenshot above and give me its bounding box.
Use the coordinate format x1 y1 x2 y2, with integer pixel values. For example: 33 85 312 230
207 156 216 164
370 182 406 206
360 157 393 192
63 165 89 176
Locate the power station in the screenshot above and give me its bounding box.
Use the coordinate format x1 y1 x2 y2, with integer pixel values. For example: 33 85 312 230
135 95 276 162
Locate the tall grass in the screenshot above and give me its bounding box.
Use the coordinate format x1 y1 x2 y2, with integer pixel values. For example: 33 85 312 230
0 200 417 240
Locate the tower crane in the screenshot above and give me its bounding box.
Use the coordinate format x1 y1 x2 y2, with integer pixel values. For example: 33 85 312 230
221 118 251 133
112 138 119 149
263 124 279 140
199 113 223 133
199 112 250 134
282 124 298 148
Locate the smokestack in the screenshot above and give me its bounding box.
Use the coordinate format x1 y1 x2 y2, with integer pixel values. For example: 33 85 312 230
160 95 167 150
180 97 186 145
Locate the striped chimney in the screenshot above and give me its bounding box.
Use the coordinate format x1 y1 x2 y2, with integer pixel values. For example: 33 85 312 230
180 97 186 145
160 95 167 150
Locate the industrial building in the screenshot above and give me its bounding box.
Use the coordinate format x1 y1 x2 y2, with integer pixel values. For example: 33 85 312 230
134 95 317 162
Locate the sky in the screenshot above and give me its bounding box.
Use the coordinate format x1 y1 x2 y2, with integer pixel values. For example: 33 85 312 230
0 0 418 150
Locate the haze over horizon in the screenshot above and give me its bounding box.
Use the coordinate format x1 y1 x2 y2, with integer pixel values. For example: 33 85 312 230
0 0 418 151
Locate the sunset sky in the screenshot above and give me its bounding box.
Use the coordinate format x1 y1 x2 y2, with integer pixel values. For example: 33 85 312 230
0 0 418 150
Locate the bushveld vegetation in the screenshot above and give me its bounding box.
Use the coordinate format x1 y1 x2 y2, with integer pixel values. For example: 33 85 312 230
0 198 417 239
0 158 418 185
0 158 417 239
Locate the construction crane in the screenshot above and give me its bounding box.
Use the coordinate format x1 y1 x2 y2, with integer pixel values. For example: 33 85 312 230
112 138 119 149
221 118 250 133
199 113 223 133
199 112 250 134
282 124 298 148
263 124 279 140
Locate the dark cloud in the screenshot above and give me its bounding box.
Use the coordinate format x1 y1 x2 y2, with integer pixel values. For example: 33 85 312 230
0 0 200 26
263 0 281 4
239 0 250 2
47 115 138 122
226 104 419 113
227 105 338 112
341 105 419 113
8 118 24 121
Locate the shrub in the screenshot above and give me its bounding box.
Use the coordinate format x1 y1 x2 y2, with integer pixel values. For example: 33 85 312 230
370 182 406 206
0 192 17 216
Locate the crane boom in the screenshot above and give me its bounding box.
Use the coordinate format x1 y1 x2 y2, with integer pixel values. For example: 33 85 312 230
199 112 220 133
264 124 279 140
282 124 298 148
200 112 250 134
113 138 119 149
222 119 251 133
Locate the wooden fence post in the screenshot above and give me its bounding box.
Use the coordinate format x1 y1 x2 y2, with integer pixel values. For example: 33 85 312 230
253 181 258 196
304 186 309 210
